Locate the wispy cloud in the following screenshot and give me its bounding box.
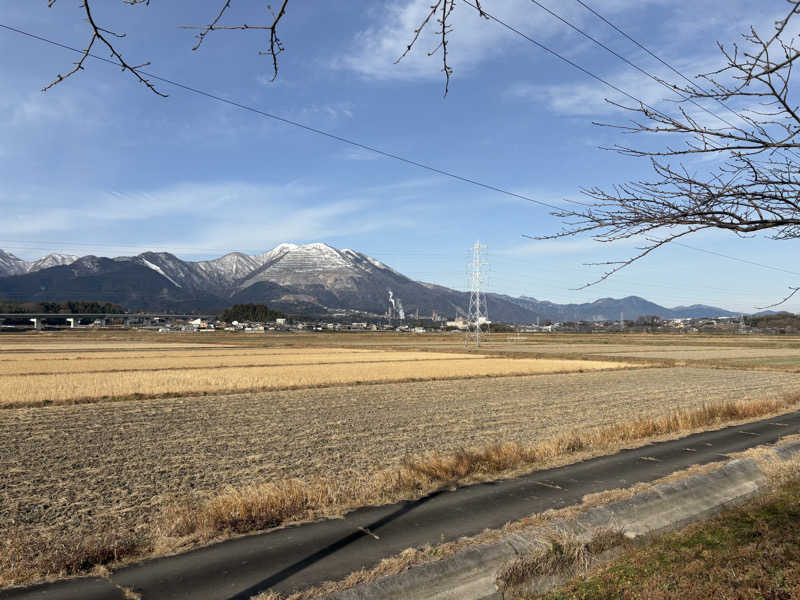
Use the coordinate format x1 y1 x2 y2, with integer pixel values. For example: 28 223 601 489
506 52 729 118
339 147 382 161
498 237 643 257
503 0 794 120
337 0 675 83
1 180 421 260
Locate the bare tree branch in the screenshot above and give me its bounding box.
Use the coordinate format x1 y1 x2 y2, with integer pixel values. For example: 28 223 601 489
755 286 800 309
45 0 165 96
180 0 289 82
395 0 487 96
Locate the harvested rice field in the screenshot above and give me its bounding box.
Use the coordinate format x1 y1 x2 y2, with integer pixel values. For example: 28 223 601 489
597 347 800 360
0 343 629 407
0 342 240 351
1 349 487 376
5 330 800 586
4 366 800 537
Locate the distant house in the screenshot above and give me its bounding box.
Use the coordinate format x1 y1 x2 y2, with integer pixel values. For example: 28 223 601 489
446 318 469 330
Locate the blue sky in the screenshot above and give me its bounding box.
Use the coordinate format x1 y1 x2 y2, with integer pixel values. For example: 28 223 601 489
1 0 798 312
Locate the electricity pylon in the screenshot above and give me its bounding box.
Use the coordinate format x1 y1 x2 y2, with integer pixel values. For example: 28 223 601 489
466 240 488 348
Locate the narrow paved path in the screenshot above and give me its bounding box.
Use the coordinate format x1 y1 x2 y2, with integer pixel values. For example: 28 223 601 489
5 410 800 600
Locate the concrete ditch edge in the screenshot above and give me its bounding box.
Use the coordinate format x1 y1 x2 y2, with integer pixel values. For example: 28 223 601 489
325 445 799 600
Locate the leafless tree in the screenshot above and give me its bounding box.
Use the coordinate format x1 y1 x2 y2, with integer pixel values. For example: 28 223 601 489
44 0 484 96
539 0 800 303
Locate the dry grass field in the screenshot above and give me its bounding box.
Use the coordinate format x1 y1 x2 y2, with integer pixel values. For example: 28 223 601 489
596 347 800 360
1 349 486 375
4 330 800 586
0 343 629 407
0 341 240 351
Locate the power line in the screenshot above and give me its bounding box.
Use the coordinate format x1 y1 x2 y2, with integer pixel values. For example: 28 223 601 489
459 0 655 114
2 20 794 288
525 0 740 130
672 241 800 277
461 0 731 157
0 22 563 213
572 0 750 126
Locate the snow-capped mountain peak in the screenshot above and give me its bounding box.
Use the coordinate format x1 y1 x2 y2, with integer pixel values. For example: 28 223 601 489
194 252 262 287
0 250 27 277
0 251 78 277
28 253 79 272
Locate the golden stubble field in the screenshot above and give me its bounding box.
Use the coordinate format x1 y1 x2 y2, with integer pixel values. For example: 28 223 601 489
4 330 800 585
0 341 630 407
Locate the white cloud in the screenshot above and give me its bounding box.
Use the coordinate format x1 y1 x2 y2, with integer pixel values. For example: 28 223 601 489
189 199 417 255
506 50 733 118
338 0 677 83
501 0 798 120
498 237 643 257
0 180 420 259
0 85 106 131
339 147 382 161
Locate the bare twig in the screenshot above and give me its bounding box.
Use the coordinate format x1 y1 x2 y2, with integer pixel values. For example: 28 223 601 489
395 0 486 96
44 0 166 96
755 286 800 309
45 0 290 92
180 0 289 81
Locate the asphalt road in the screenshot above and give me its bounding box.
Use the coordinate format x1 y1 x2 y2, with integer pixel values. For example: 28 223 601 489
4 409 800 600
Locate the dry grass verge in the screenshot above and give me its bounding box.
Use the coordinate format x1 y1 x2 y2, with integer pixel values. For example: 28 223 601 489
497 528 626 598
535 470 800 600
1 527 150 585
160 393 800 542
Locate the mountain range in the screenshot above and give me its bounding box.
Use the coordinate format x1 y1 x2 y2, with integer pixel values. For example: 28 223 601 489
0 244 738 322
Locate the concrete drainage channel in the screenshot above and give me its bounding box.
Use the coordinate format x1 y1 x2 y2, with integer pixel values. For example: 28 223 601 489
326 440 800 600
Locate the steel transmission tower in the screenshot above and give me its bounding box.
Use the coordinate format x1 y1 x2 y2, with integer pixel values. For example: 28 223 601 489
466 240 488 347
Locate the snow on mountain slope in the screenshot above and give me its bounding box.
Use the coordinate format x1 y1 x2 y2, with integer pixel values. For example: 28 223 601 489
0 250 28 277
139 258 183 288
238 243 407 290
28 253 79 272
117 252 216 293
0 251 78 277
194 252 263 287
